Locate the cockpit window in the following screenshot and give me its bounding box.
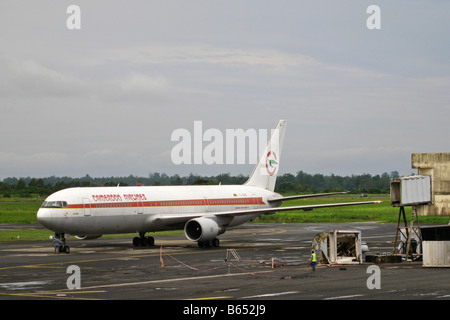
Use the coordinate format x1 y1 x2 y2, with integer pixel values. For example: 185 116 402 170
41 201 68 208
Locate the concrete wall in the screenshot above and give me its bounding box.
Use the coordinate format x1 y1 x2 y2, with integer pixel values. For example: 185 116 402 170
412 153 450 216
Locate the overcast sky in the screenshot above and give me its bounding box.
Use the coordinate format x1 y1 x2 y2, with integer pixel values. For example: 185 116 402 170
0 1 449 180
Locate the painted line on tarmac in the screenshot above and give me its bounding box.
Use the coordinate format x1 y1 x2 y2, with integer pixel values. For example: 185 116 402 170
0 249 216 271
22 272 271 300
241 291 299 299
0 290 105 300
0 243 274 272
323 294 365 300
75 270 274 291
185 296 233 300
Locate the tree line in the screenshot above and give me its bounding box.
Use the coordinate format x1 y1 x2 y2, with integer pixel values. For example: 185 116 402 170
0 171 400 198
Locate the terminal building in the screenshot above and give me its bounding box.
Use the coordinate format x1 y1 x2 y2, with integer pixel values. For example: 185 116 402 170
411 153 450 216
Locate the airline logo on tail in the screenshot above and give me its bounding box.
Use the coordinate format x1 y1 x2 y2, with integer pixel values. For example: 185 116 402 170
265 151 278 176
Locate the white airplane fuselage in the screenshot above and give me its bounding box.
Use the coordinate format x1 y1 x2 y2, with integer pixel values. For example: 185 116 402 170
37 185 280 237
37 120 381 249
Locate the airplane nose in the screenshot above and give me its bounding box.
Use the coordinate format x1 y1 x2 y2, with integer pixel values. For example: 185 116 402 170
37 208 52 228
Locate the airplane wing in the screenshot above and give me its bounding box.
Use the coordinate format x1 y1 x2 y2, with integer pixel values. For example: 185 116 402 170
267 192 347 203
153 200 382 224
212 200 381 216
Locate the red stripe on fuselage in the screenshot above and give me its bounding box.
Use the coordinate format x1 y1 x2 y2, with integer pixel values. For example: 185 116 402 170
64 197 266 209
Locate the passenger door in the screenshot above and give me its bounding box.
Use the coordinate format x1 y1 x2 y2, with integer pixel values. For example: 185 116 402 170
83 198 91 216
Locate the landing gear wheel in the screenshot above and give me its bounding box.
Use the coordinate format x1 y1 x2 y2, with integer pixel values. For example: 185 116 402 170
145 236 155 246
212 238 220 247
55 233 70 254
133 234 155 247
197 238 220 248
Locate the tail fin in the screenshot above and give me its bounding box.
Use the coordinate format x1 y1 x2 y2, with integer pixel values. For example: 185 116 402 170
244 120 286 191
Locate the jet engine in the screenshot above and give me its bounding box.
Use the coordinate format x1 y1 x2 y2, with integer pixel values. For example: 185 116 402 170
75 234 102 240
184 217 223 243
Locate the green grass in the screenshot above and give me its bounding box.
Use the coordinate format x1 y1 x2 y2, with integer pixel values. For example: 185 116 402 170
0 201 42 224
0 195 448 242
0 229 54 242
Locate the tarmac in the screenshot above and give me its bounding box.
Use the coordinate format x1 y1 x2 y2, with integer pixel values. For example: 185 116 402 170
0 222 449 305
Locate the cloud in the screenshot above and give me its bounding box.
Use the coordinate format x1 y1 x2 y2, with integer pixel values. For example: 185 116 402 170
0 56 85 98
0 2 448 179
1 44 448 179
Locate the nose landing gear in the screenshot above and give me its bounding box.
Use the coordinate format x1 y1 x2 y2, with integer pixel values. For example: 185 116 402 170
55 233 70 254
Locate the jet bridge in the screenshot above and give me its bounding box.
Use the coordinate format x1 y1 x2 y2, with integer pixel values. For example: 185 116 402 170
391 175 433 261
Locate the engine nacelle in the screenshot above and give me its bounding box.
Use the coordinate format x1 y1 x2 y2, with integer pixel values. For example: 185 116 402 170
184 217 223 242
75 234 102 240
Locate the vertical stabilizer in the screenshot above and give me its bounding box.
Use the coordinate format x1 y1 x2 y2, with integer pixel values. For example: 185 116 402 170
244 120 286 191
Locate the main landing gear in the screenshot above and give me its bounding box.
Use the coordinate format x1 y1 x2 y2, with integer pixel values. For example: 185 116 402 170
55 233 70 254
197 238 220 248
132 232 155 247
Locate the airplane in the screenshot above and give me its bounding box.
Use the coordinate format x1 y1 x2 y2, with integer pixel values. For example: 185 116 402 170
37 120 381 253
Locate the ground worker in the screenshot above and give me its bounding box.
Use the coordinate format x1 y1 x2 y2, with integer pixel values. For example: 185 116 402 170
310 250 317 271
53 237 61 254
